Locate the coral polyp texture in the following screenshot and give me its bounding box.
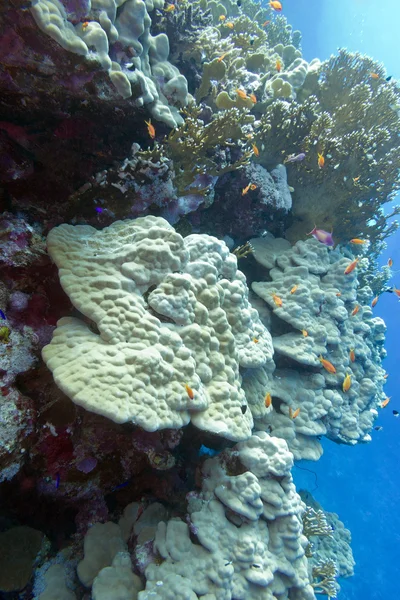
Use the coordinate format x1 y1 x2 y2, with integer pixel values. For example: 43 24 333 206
244 235 387 460
30 0 189 127
42 215 273 440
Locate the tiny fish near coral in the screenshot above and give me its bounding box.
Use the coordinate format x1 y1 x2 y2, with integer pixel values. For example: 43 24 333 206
284 153 306 164
289 407 300 419
343 373 351 392
272 293 283 307
351 304 360 316
145 119 156 139
381 397 391 408
371 296 379 307
319 355 336 374
349 348 356 362
269 1 282 11
317 152 325 168
185 384 194 399
350 238 367 245
265 392 272 408
344 258 359 275
307 226 334 247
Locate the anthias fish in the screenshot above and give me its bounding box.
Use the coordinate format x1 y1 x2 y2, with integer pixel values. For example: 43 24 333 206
343 373 351 392
344 258 359 275
307 226 334 247
319 355 336 374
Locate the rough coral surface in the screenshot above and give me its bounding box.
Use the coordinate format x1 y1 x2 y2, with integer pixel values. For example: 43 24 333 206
140 432 315 599
42 216 273 440
245 236 386 460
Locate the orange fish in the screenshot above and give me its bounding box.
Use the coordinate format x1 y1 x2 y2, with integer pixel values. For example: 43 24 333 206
236 89 248 100
301 329 308 337
82 21 89 30
185 384 194 399
276 59 282 73
218 14 226 21
145 119 156 139
317 152 325 168
262 20 271 27
242 183 251 195
381 396 391 408
272 293 283 307
253 337 259 343
164 3 175 12
319 355 336 374
349 348 355 362
371 296 379 307
217 52 228 62
353 176 361 183
388 258 393 267
289 407 300 419
344 258 359 275
343 373 351 392
336 292 342 297
350 238 367 245
269 1 282 11
225 21 234 29
250 183 257 191
393 286 400 298
290 284 298 294
252 143 260 157
265 392 272 408
351 304 360 316
249 93 257 104
370 72 380 80
383 373 389 379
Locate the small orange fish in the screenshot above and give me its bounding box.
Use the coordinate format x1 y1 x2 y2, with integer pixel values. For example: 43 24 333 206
253 337 259 343
370 72 380 80
350 238 366 245
252 143 260 157
249 93 257 104
250 184 257 191
145 119 156 139
349 348 355 362
301 329 308 337
381 396 391 408
265 392 272 408
393 286 400 298
217 52 228 62
262 20 271 27
353 176 361 183
343 373 351 392
164 3 175 12
236 89 248 100
218 14 226 21
276 59 282 73
290 284 298 294
319 355 336 374
388 258 393 267
336 292 342 297
371 296 379 307
242 183 251 195
383 373 389 379
225 21 234 29
351 304 360 316
344 258 359 275
272 293 283 307
269 0 282 11
317 152 325 169
185 384 194 399
289 407 300 419
82 21 89 30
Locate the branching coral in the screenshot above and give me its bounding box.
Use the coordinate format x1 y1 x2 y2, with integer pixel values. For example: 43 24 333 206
147 104 254 194
255 49 400 251
311 559 338 598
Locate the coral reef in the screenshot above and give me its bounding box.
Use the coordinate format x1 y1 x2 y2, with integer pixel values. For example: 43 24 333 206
243 235 387 460
42 216 273 441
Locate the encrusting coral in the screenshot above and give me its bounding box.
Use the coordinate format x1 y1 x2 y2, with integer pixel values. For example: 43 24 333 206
30 0 190 127
42 216 273 441
243 234 387 460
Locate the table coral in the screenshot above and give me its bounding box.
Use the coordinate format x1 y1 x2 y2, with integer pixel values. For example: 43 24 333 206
42 215 273 441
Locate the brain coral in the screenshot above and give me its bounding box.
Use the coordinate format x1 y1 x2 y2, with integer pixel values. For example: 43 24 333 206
244 235 387 460
42 216 273 441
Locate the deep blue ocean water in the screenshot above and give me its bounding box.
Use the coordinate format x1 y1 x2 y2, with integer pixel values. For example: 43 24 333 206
272 1 400 597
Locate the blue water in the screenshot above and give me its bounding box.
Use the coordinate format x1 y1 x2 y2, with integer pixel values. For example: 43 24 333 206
277 1 400 597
